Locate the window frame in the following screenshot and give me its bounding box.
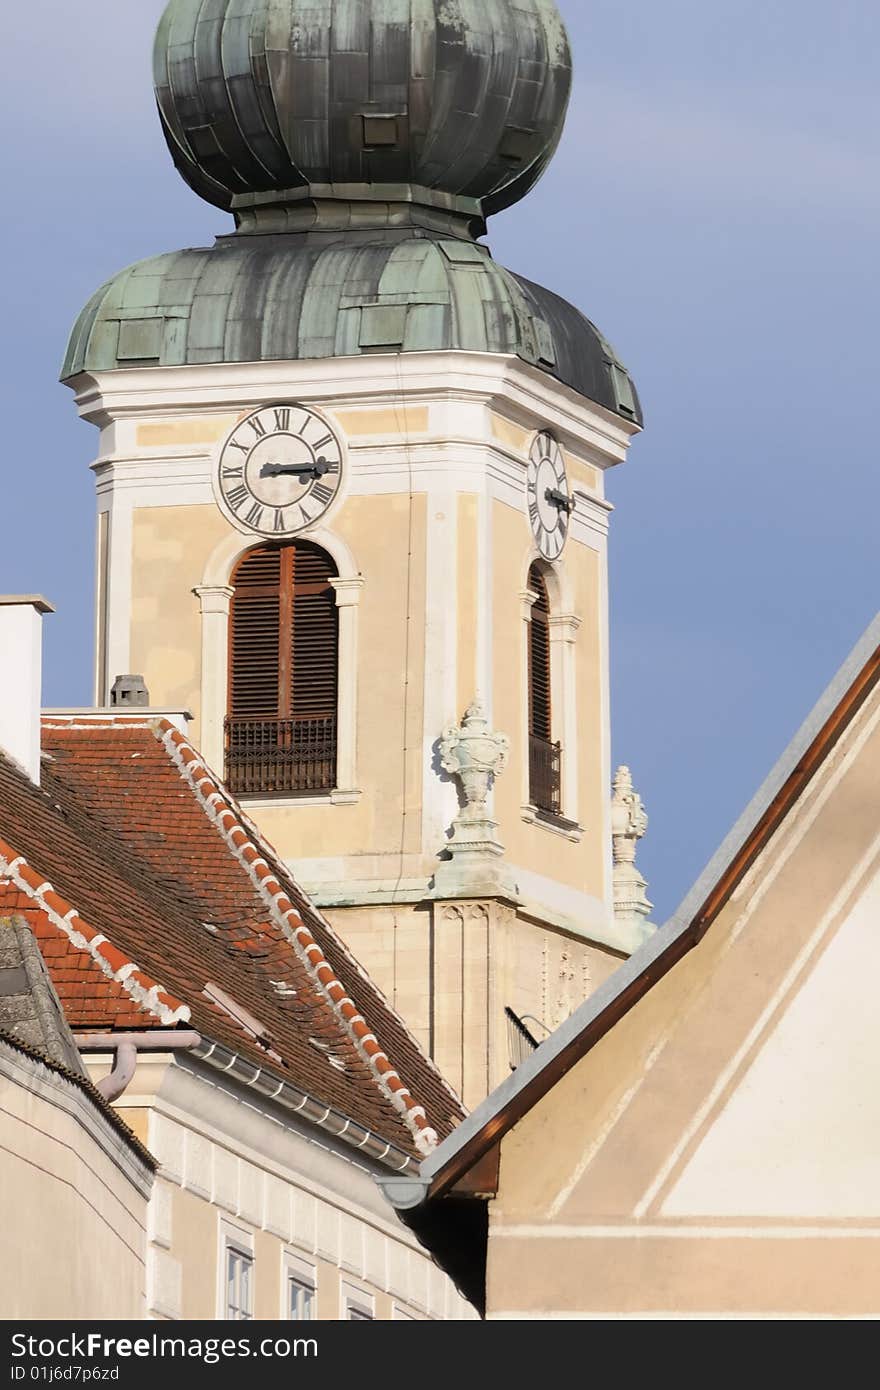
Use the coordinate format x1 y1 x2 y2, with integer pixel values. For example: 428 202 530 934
225 540 340 799
283 1250 317 1321
526 563 562 819
519 556 583 838
218 1220 255 1322
196 530 364 802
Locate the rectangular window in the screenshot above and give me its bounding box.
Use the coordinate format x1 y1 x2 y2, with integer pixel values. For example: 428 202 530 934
284 1251 317 1320
289 1277 315 1320
219 1221 255 1322
342 1282 374 1321
226 1245 253 1321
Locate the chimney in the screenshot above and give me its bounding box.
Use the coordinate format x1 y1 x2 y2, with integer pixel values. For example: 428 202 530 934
110 674 150 708
0 597 55 785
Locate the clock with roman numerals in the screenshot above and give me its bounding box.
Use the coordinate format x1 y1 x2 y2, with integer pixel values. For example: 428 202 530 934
526 431 572 562
214 403 343 539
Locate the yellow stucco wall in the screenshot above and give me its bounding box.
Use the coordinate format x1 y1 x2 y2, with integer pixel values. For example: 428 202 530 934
0 1059 148 1320
130 503 229 736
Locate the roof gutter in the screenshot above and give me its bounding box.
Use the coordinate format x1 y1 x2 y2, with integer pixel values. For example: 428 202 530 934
191 1037 420 1175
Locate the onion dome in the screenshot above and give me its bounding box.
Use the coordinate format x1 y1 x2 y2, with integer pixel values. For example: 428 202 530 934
64 1 642 425
154 0 572 229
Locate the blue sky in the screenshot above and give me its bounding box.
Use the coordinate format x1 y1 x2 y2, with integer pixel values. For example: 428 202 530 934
2 1 878 922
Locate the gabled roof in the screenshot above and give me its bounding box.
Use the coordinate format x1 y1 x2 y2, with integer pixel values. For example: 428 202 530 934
383 612 880 1205
0 715 464 1167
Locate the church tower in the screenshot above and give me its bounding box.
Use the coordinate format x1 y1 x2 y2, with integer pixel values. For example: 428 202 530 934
63 0 646 1107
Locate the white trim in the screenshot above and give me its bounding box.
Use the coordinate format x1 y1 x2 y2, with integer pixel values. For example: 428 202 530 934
218 1216 255 1322
477 486 493 725
71 352 640 461
329 576 365 796
520 805 583 843
282 1248 317 1321
196 530 362 795
521 551 582 824
86 444 610 556
422 487 460 855
94 509 110 704
102 483 132 695
341 1278 375 1321
518 587 538 825
597 525 613 922
193 585 234 774
239 790 363 811
201 524 358 590
550 611 582 823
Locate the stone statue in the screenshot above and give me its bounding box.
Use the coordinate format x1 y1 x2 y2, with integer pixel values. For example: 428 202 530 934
611 766 654 936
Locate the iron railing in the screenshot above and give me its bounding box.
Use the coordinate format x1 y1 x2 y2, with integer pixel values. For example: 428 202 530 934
224 715 337 797
529 734 562 817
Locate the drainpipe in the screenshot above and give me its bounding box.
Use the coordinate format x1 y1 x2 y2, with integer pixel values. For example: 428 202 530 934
76 1031 202 1103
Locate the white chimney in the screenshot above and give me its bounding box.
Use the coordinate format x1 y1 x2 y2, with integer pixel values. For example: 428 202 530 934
0 596 55 784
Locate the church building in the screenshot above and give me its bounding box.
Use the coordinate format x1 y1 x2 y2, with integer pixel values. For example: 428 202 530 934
62 0 648 1109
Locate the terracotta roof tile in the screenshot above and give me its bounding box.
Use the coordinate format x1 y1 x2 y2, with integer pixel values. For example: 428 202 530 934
0 718 464 1159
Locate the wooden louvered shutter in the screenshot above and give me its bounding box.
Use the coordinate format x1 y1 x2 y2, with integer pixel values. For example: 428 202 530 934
528 566 552 741
290 543 338 719
227 542 339 795
229 545 283 718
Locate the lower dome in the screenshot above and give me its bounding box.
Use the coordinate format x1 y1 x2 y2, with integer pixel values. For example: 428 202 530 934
62 235 641 425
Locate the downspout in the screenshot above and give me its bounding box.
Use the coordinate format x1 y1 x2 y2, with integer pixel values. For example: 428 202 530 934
76 1031 202 1103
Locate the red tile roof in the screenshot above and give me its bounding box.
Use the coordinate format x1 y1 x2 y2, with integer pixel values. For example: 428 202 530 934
0 717 465 1160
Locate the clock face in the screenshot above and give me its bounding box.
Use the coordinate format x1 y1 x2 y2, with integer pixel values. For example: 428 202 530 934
215 403 343 538
527 431 572 561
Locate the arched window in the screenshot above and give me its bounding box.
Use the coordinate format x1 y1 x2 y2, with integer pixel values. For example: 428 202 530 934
527 564 562 816
225 541 338 797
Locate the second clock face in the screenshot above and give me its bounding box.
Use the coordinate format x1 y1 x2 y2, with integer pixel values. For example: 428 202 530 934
527 431 571 561
215 403 343 538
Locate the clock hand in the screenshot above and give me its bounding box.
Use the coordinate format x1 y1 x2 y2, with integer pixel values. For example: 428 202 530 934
544 487 575 514
260 456 331 483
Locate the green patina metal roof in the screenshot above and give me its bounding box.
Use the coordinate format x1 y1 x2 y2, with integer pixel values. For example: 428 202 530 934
63 0 643 428
154 0 571 221
62 234 641 425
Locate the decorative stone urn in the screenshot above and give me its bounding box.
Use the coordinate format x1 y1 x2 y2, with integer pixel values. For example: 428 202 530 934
439 698 509 817
433 699 517 899
611 766 654 940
